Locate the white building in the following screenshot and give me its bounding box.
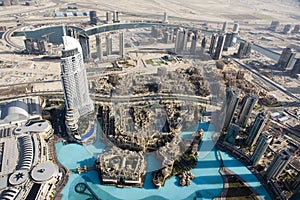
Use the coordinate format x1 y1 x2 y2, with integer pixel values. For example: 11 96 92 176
60 35 94 132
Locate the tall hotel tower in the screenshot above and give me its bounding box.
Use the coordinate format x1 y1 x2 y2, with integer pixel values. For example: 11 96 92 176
246 111 269 146
61 33 94 132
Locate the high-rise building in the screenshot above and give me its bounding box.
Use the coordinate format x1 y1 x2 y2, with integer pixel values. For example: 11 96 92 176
119 32 125 57
269 21 280 31
209 34 218 56
291 59 300 74
225 123 240 143
223 32 234 51
283 24 292 34
90 11 97 25
237 41 252 59
246 112 269 146
174 28 188 54
233 23 239 33
277 47 296 70
163 12 168 24
264 149 291 180
79 33 91 61
222 21 228 33
214 34 226 60
182 29 188 51
238 94 258 127
190 31 198 55
201 37 207 49
106 11 112 23
113 11 120 23
223 87 241 130
292 25 300 33
106 34 112 56
251 131 272 165
95 34 103 61
60 35 94 132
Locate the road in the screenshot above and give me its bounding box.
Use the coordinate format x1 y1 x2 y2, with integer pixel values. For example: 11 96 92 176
231 58 300 102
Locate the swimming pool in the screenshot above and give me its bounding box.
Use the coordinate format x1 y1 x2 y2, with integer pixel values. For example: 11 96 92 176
55 121 271 200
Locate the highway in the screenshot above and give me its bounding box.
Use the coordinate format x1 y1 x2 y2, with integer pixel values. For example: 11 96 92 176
231 58 300 102
2 26 24 50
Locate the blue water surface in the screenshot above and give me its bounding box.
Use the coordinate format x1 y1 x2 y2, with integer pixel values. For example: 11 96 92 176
55 121 271 200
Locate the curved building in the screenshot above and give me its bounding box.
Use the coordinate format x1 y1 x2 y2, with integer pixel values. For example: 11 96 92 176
60 34 94 132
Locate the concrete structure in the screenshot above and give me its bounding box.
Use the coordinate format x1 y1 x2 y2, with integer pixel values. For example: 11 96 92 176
264 149 291 180
283 24 292 34
106 34 112 56
119 32 125 57
237 41 252 59
60 34 94 132
223 87 240 130
225 123 240 143
79 33 91 61
214 34 226 60
95 34 103 60
251 131 272 165
277 47 296 70
238 94 258 127
246 111 269 146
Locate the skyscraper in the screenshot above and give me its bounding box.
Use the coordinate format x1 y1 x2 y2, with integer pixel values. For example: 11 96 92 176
96 34 103 61
119 32 125 57
246 112 269 146
214 34 226 60
277 47 296 70
223 32 234 51
60 34 94 132
264 149 291 181
163 12 168 24
222 21 228 33
190 31 198 55
269 21 280 32
291 59 300 74
233 23 239 33
237 41 252 58
238 94 258 127
106 34 112 56
251 131 272 165
283 24 292 34
225 123 240 143
209 34 218 56
201 37 207 49
223 87 241 130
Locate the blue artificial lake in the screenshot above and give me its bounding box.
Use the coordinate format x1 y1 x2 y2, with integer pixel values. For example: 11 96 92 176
55 121 271 200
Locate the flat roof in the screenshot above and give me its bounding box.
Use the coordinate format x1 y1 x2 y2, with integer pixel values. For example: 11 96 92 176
31 162 59 182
